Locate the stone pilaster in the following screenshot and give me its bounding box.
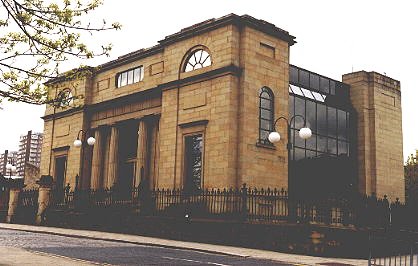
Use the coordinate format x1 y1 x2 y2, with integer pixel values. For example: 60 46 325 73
151 119 160 189
135 119 148 187
90 129 103 190
106 125 119 188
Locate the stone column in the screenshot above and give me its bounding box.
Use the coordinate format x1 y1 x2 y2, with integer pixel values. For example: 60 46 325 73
106 125 119 188
135 119 148 187
6 178 25 223
34 175 53 225
152 120 160 188
148 119 160 189
90 129 103 190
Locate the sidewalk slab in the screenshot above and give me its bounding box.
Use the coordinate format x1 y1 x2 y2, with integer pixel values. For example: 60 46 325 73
0 223 368 266
0 246 99 266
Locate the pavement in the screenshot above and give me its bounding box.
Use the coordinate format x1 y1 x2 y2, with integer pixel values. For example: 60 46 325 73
0 223 368 266
0 246 100 266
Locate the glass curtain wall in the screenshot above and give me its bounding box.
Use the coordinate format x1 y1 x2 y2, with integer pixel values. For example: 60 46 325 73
289 65 356 199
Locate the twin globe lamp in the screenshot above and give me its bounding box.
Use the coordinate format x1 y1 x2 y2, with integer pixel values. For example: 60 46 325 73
5 163 17 177
73 136 96 148
268 126 312 144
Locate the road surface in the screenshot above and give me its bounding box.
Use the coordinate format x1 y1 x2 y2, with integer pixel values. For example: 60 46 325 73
0 228 292 265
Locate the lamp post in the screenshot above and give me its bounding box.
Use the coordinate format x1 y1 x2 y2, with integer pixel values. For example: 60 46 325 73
5 162 16 179
73 129 95 190
268 115 311 221
268 115 312 194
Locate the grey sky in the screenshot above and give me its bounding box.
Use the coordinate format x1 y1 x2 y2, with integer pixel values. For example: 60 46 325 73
0 0 416 161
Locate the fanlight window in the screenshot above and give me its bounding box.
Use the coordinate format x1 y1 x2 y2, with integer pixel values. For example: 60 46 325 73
58 89 74 107
184 49 212 72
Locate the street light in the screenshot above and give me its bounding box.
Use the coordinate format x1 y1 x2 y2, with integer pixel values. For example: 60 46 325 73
268 115 311 190
268 115 312 145
268 115 311 219
5 163 17 179
73 129 95 190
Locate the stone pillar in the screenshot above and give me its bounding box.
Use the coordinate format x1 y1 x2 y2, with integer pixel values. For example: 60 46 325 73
35 186 52 225
35 175 53 225
6 178 25 223
135 119 148 187
90 129 103 190
148 119 160 189
106 125 119 188
6 188 21 223
151 119 160 188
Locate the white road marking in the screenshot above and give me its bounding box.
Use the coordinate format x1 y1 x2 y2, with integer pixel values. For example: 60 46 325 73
162 256 232 266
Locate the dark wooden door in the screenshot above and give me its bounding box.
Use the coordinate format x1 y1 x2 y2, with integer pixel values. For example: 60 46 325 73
55 156 67 190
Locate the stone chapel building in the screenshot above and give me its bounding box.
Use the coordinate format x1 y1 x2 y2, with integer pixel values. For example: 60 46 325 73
40 14 405 201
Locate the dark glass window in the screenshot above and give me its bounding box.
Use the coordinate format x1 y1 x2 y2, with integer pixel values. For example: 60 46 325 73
317 135 327 153
184 134 203 192
338 140 349 156
259 87 274 145
294 129 305 148
310 74 319 90
320 77 330 94
338 110 347 140
294 147 305 161
116 66 144 88
290 66 298 84
288 66 354 173
288 72 357 198
327 107 337 138
306 101 316 132
328 138 337 155
294 97 305 128
330 80 336 95
306 133 316 150
306 150 316 159
299 70 309 88
317 104 327 136
289 94 295 118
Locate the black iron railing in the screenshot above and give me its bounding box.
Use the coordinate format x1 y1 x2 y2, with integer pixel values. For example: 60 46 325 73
9 185 415 230
368 231 418 266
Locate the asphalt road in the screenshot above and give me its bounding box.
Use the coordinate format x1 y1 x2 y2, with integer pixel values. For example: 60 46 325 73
0 229 292 265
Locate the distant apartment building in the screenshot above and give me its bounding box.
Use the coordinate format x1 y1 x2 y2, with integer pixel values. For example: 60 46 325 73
16 131 43 177
0 150 18 176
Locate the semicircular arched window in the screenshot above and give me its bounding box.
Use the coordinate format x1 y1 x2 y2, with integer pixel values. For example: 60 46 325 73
184 49 212 72
259 87 274 145
58 88 74 108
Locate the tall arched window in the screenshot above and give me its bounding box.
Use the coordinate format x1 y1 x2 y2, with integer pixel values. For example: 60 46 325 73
183 48 212 72
259 87 274 145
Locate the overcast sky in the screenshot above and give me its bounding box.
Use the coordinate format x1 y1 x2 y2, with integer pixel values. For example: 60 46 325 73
0 0 417 161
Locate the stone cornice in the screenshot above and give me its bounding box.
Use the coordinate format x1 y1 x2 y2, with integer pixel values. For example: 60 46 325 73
179 120 209 128
160 14 296 47
41 106 83 121
45 14 294 84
